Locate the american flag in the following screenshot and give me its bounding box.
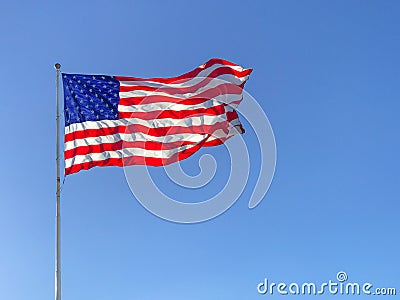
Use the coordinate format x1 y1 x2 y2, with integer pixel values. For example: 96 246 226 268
62 58 252 175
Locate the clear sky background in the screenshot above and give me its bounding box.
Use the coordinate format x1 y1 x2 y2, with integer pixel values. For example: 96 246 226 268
0 1 399 299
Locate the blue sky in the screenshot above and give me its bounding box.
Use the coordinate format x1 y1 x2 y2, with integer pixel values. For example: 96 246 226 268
0 1 399 299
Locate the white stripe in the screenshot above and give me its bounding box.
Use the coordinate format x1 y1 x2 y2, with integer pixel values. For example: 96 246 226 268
65 132 206 151
64 108 238 135
117 96 241 113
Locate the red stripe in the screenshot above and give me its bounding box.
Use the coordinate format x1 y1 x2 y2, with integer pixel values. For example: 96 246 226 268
119 67 251 93
115 58 251 84
119 83 244 106
64 140 197 160
118 103 227 120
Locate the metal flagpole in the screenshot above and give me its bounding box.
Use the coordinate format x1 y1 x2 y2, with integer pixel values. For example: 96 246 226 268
55 63 62 300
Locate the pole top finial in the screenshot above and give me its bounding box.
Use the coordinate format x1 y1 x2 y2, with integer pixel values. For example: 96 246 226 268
54 63 61 70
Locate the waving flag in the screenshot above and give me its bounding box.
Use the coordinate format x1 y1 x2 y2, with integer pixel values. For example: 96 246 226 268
62 58 252 175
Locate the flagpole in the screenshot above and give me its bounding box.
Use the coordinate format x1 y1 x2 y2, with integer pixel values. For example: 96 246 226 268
55 63 62 300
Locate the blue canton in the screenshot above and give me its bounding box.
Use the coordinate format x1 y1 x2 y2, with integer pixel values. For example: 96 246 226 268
62 73 120 126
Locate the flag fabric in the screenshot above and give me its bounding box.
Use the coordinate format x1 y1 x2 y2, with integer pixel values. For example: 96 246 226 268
62 58 252 175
